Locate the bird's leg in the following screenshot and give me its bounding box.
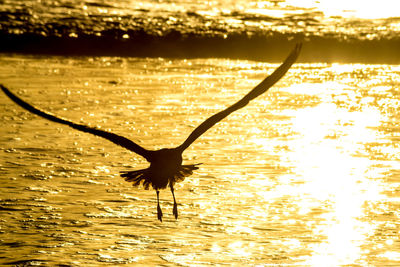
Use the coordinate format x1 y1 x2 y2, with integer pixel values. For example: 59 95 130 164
156 190 163 222
170 184 178 219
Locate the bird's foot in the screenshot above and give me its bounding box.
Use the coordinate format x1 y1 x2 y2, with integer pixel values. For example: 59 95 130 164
157 204 163 222
173 202 178 220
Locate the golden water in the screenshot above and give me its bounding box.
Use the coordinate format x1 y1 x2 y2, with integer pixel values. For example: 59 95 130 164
0 55 400 265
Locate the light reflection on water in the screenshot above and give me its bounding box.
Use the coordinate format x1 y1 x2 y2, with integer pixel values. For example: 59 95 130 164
0 55 400 265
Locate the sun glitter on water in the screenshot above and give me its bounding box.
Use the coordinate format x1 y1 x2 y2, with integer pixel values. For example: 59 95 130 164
287 0 400 19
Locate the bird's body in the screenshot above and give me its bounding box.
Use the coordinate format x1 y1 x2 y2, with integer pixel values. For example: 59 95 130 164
122 148 184 190
1 43 302 221
119 147 200 220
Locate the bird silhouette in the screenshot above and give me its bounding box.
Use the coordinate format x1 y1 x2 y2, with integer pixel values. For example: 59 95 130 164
1 43 301 221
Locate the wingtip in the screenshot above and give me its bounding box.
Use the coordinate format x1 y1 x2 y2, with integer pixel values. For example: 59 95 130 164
0 85 14 98
293 42 303 58
284 42 302 65
0 84 12 97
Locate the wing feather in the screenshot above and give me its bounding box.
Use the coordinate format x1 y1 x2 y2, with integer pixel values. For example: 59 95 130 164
177 43 302 152
1 85 152 161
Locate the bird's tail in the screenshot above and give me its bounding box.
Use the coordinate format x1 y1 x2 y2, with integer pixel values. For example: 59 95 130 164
120 168 152 190
172 164 202 184
120 164 201 189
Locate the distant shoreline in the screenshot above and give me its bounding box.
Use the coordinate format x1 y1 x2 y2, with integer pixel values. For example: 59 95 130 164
1 31 399 64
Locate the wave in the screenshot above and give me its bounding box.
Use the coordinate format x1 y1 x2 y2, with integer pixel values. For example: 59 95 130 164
0 4 399 63
1 29 400 64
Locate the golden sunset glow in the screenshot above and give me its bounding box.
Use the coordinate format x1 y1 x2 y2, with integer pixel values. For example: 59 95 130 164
1 0 400 265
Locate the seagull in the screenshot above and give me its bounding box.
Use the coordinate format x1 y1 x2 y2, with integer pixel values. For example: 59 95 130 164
1 43 301 221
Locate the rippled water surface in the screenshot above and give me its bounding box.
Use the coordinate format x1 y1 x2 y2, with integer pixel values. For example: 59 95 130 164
1 55 400 265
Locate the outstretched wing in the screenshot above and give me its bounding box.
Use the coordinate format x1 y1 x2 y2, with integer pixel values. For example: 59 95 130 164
177 43 302 152
1 85 152 161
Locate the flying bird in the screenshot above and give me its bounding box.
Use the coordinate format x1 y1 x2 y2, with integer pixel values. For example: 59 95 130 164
1 43 301 221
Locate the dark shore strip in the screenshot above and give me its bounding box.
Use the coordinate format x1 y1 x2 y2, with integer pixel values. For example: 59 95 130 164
1 31 399 64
